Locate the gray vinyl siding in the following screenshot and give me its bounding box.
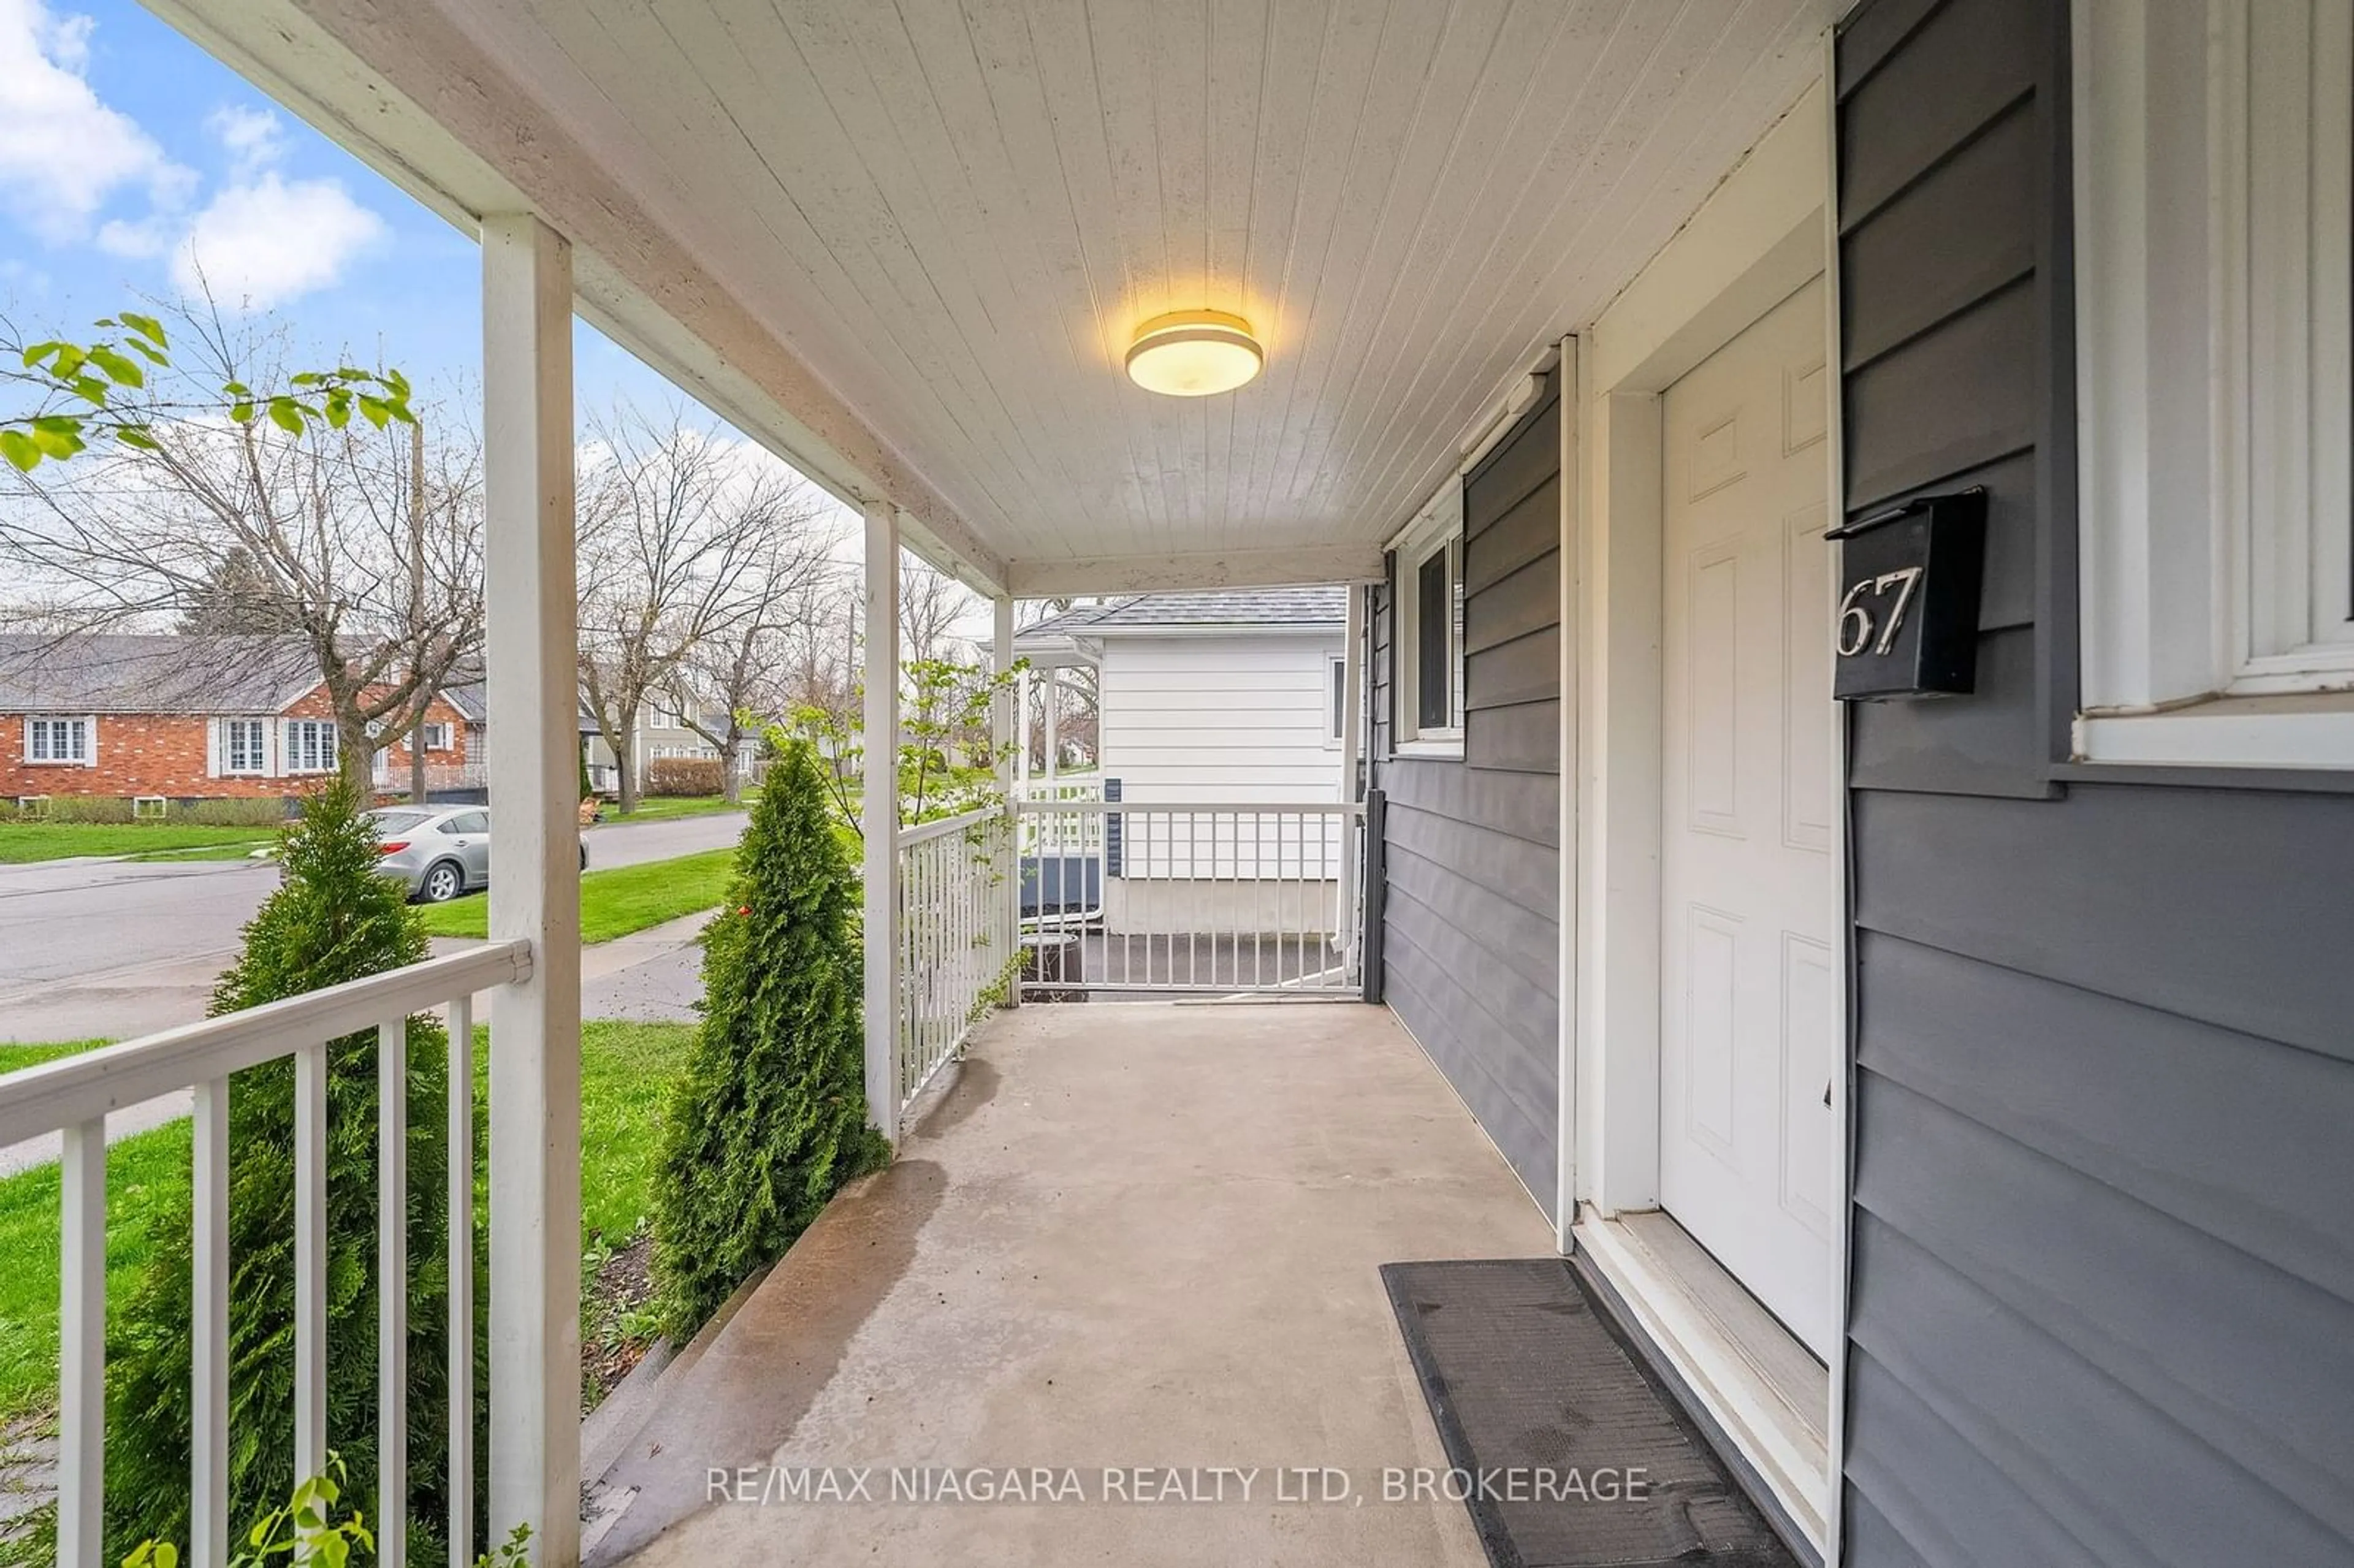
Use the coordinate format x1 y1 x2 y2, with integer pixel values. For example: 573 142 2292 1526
1369 372 1560 1217
1837 3 2354 1564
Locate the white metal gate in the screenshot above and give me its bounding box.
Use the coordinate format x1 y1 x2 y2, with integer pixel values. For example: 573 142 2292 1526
1013 798 1365 998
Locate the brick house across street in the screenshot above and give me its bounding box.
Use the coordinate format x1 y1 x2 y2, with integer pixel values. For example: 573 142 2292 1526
0 633 471 807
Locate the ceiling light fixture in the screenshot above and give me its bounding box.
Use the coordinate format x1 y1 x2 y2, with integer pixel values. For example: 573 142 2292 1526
1125 310 1263 397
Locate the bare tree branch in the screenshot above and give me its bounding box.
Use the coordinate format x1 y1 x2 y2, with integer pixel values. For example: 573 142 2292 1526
575 400 833 813
899 558 977 668
0 301 483 794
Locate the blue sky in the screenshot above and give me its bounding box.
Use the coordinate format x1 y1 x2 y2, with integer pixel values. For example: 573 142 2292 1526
0 0 691 427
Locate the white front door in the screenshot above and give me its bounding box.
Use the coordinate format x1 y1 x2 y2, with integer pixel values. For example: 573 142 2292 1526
1658 276 1839 1358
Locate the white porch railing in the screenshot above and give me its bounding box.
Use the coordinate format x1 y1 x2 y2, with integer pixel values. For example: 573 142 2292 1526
0 940 533 1568
894 807 1016 1114
1013 800 1364 997
1011 775 1103 802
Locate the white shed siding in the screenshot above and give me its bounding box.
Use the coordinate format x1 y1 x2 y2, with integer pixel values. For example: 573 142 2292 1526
1097 634 1343 802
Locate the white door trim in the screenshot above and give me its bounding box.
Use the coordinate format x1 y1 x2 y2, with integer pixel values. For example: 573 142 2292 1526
1567 62 1845 1559
1816 29 1853 1568
1556 332 1582 1252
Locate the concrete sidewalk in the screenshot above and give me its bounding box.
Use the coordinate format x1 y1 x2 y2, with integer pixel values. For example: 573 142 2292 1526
0 909 716 1178
590 1000 1554 1568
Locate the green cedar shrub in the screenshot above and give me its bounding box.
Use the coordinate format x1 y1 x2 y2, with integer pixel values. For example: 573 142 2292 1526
650 739 886 1338
99 777 476 1566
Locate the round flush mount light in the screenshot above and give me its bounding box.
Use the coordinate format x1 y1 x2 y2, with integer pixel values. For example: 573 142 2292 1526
1125 310 1263 397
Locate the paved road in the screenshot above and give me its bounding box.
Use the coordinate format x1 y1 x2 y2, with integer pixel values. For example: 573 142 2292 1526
0 809 747 1045
582 809 748 869
0 907 717 1179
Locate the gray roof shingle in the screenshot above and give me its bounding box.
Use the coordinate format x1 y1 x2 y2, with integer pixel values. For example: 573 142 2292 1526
0 634 322 714
1022 585 1346 638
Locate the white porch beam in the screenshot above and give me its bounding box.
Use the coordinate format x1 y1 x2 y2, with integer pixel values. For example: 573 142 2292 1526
1007 544 1386 598
863 503 901 1144
482 212 583 1567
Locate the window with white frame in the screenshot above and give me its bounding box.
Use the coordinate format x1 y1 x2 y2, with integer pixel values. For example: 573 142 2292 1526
284 718 338 774
25 716 93 765
25 716 92 765
422 721 454 752
1393 483 1466 752
2074 0 2354 767
223 718 269 775
1325 653 1347 745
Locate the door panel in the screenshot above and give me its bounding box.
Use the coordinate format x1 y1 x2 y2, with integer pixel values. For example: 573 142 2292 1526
446 810 491 886
1659 277 1838 1358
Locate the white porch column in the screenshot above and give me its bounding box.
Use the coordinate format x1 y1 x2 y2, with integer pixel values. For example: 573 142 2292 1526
482 212 582 1566
863 502 901 1143
1338 585 1365 965
992 596 1015 787
1043 663 1060 783
1015 670 1032 786
992 596 1019 1007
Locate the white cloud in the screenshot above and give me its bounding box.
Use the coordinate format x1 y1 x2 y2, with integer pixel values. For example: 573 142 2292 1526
206 104 284 178
0 0 191 243
93 209 176 259
163 96 383 308
172 172 385 309
0 4 384 310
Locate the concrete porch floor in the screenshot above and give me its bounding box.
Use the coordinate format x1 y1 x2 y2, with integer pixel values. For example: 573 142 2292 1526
592 999 1556 1567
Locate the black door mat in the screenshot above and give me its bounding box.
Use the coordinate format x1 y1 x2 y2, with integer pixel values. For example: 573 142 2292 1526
1381 1258 1798 1568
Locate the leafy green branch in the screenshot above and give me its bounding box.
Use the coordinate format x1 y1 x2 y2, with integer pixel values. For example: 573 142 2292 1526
778 654 1025 835
1 312 416 474
118 1455 535 1567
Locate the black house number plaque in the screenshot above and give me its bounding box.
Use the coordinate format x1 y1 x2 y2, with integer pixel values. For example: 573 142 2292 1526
1824 487 1987 700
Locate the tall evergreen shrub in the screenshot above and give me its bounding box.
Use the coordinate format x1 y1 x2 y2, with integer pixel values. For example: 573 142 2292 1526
652 740 885 1338
102 778 472 1566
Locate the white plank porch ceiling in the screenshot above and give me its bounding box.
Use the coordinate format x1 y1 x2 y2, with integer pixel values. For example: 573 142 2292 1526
230 0 1832 579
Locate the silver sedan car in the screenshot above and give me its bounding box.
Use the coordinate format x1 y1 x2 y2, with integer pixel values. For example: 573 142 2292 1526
365 806 588 903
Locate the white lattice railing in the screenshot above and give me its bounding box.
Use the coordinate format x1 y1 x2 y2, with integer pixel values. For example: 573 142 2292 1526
1013 799 1365 997
894 807 1015 1113
0 941 533 1568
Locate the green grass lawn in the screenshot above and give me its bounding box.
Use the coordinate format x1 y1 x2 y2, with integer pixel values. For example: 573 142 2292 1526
571 1022 695 1247
0 823 278 864
0 1117 188 1428
0 1021 695 1424
0 1040 109 1076
598 793 752 824
415 846 736 943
